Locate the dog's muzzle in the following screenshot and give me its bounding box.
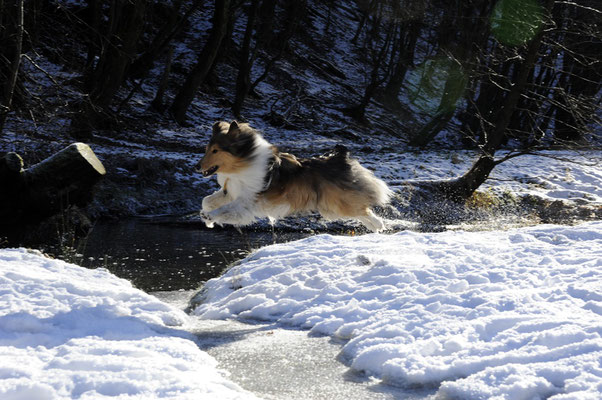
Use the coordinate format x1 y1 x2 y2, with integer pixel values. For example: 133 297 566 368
202 165 218 177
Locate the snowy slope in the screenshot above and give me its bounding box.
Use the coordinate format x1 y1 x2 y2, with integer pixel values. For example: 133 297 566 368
191 222 602 399
0 249 257 400
2 0 599 219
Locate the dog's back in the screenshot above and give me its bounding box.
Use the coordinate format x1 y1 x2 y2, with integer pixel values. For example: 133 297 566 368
260 145 391 225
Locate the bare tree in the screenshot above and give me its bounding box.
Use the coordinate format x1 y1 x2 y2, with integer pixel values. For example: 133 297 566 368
232 0 306 117
0 0 24 134
86 0 146 109
431 0 559 199
232 0 261 118
383 20 421 106
170 0 231 125
408 0 495 147
128 0 204 80
344 0 397 122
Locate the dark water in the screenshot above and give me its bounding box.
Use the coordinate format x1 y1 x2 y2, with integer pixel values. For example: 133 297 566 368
77 220 309 292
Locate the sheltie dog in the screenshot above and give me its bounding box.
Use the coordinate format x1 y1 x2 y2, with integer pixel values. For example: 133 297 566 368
195 121 392 232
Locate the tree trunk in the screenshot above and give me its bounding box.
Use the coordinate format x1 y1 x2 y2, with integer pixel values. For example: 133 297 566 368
151 46 174 112
256 0 277 50
384 22 420 105
351 0 376 44
249 0 305 94
232 0 261 118
170 0 231 125
128 0 202 80
83 0 102 77
345 19 395 123
553 0 602 142
0 143 106 229
0 0 24 134
408 60 468 147
88 0 146 109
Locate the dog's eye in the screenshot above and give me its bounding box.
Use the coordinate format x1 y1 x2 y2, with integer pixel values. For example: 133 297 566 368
212 149 218 154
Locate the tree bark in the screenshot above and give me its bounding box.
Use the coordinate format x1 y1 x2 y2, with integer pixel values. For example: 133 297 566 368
83 0 102 77
249 0 305 94
151 46 174 111
408 60 468 147
170 0 231 125
88 0 146 109
384 22 420 105
345 19 394 123
0 0 24 134
232 0 261 118
128 0 202 80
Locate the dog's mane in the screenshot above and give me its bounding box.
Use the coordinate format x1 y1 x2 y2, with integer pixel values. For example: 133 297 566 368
214 122 274 199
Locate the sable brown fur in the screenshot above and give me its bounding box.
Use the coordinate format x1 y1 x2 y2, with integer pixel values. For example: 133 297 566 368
197 121 392 232
262 146 385 218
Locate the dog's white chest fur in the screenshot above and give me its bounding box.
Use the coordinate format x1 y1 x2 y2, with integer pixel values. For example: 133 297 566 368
216 135 272 200
199 135 278 227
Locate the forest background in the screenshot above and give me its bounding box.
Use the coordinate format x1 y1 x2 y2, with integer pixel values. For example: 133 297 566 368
0 0 600 233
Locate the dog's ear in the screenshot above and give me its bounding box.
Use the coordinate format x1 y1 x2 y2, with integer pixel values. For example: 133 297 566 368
227 120 240 136
212 121 228 137
212 122 221 134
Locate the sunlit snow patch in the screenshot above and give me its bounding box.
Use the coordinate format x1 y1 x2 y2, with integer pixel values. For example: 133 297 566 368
191 222 602 399
0 249 257 400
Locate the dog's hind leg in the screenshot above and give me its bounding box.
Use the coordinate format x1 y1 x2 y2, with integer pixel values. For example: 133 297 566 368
357 209 385 233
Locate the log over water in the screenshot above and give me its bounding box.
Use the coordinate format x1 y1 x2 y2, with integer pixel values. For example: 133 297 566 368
0 143 105 230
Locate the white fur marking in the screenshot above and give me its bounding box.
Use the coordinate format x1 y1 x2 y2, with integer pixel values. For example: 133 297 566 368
202 134 273 226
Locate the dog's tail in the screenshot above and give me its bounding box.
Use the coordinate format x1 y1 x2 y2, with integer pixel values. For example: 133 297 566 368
344 150 393 207
355 164 393 206
322 145 393 207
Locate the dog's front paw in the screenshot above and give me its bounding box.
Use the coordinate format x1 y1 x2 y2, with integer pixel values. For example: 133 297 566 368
200 210 215 228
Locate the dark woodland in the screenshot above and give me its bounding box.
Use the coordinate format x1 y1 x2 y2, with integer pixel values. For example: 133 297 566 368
0 0 601 229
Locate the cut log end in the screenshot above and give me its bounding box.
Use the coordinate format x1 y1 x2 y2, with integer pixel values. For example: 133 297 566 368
0 152 23 181
25 142 106 185
73 142 106 176
2 152 24 173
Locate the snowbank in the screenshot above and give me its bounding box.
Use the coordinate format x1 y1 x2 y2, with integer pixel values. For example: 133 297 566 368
0 249 257 400
369 150 602 205
192 222 602 399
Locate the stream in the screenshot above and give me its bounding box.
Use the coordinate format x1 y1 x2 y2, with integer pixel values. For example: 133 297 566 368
77 220 433 399
79 219 311 292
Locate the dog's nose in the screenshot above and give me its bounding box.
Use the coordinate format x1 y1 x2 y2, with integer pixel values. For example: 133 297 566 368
194 161 203 173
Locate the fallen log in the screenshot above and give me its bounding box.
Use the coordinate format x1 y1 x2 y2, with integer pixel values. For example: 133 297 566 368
0 143 106 230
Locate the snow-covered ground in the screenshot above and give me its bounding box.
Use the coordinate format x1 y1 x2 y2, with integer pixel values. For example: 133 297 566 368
0 248 257 399
191 222 602 400
2 222 602 399
361 150 602 206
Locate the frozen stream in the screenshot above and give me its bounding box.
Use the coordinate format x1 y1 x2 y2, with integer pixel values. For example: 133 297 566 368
75 221 432 399
154 291 433 400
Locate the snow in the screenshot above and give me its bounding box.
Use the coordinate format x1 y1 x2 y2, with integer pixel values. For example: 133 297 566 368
2 219 601 400
365 150 602 205
191 222 602 399
0 248 257 400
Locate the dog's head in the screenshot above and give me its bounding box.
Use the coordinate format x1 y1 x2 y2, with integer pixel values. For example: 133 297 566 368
196 121 257 177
